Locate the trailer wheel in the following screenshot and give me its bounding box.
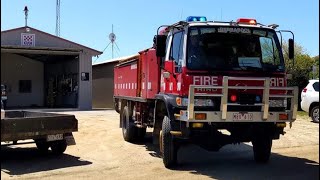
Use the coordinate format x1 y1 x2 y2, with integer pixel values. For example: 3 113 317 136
122 106 137 142
35 140 49 153
252 136 272 163
50 140 67 155
161 116 178 168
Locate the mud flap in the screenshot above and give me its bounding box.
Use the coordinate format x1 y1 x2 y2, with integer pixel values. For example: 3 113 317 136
64 133 76 146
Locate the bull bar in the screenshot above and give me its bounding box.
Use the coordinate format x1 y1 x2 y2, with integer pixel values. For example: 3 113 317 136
177 76 299 127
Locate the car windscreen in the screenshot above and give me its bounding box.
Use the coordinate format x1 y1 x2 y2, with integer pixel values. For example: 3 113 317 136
186 26 284 72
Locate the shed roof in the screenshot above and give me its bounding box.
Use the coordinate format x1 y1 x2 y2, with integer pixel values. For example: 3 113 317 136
1 26 102 55
93 54 139 66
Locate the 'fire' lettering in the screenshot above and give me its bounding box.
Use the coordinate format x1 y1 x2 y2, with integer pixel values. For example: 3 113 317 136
193 76 218 85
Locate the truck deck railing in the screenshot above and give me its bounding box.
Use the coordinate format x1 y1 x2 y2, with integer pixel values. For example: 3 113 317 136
186 76 298 123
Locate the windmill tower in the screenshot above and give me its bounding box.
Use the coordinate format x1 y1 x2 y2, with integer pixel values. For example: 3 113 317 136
108 24 120 59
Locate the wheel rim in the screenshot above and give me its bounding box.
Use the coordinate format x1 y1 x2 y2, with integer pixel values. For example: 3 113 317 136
159 130 163 154
312 108 319 122
122 114 127 135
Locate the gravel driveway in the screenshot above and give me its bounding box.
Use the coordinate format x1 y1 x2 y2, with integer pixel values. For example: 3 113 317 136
1 110 319 180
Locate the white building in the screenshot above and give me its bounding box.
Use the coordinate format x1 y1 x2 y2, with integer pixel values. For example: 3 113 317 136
1 26 102 110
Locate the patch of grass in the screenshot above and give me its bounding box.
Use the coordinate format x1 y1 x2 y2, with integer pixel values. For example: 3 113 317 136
297 110 308 117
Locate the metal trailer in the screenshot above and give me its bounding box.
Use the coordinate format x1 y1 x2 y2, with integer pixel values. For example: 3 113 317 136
1 110 78 155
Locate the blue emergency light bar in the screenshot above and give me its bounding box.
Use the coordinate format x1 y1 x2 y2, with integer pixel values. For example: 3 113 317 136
186 16 207 22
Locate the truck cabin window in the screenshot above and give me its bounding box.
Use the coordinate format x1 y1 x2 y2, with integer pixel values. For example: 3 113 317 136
170 31 184 73
186 27 284 72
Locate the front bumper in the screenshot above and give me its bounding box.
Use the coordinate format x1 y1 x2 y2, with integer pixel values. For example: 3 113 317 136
177 110 294 127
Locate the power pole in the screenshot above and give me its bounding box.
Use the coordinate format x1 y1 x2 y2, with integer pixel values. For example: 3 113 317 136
24 6 29 27
56 0 61 36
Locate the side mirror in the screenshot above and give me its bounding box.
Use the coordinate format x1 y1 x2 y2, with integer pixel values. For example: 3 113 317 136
156 35 167 57
288 38 294 59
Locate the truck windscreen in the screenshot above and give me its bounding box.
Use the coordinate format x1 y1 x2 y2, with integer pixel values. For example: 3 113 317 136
186 26 284 72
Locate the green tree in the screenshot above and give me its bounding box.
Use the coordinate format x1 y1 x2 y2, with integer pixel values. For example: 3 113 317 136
312 55 319 79
282 42 316 88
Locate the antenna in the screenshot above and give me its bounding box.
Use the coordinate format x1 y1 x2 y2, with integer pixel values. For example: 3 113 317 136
56 0 61 36
179 9 183 20
23 6 29 27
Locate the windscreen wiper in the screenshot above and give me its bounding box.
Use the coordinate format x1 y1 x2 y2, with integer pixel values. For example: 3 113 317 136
243 66 263 71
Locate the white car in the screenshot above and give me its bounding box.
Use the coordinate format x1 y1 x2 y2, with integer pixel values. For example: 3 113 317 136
301 79 319 123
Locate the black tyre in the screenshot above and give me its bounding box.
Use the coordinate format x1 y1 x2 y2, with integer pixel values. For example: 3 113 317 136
252 136 272 163
35 140 49 153
122 106 137 142
50 140 67 155
161 116 178 168
114 99 120 113
136 128 146 140
2 100 7 109
311 105 319 123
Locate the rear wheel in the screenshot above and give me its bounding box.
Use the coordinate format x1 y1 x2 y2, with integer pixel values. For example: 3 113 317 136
122 106 137 142
161 116 178 168
311 105 319 123
252 136 272 163
50 140 67 155
136 128 146 140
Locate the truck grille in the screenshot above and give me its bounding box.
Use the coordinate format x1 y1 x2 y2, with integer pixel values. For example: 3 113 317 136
237 94 258 105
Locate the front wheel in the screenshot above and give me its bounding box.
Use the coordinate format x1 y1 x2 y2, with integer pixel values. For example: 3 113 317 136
252 136 272 163
311 105 319 123
161 116 178 168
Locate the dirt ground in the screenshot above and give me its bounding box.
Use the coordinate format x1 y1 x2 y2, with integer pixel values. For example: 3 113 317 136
1 110 319 180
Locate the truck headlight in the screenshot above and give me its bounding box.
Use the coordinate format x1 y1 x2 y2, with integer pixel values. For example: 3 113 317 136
176 97 214 107
269 99 286 107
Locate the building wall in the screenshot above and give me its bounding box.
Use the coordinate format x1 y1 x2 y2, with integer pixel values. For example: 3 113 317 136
92 62 118 108
78 53 93 110
1 53 44 107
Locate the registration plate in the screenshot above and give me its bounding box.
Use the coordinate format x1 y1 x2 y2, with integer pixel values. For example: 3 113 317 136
233 113 253 121
47 134 63 142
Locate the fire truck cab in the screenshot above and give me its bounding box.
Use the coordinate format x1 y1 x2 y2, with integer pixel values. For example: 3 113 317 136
114 16 298 168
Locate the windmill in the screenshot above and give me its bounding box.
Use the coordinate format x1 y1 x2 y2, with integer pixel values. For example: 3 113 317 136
93 24 120 63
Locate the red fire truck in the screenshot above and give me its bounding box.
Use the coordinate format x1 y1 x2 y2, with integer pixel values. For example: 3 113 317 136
114 16 298 168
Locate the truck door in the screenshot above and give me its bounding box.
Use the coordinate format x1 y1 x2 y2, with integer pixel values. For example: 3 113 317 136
161 30 185 94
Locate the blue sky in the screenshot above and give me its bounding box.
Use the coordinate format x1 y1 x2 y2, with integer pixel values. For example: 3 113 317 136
1 0 319 64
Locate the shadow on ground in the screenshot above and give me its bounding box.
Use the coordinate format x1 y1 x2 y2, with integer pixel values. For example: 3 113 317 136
1 146 92 176
141 133 319 180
